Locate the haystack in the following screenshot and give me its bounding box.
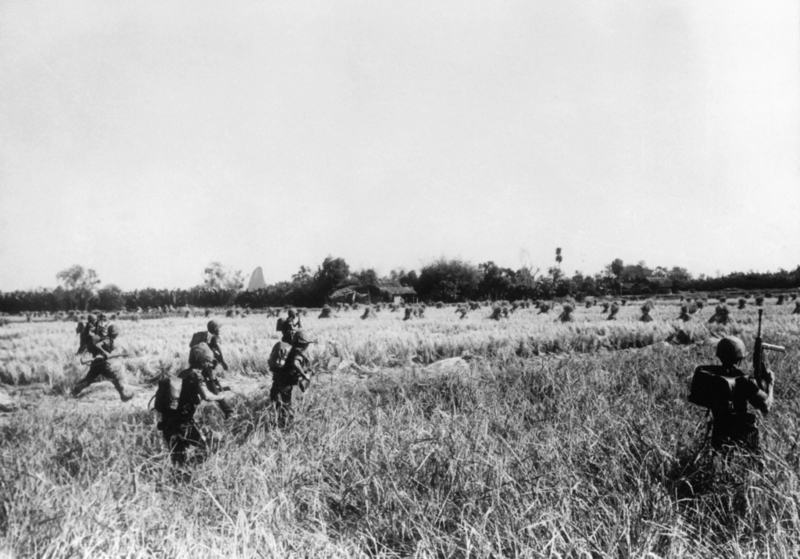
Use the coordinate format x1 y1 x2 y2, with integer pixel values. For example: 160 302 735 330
403 307 415 321
557 303 574 323
361 306 377 320
319 305 333 319
607 303 619 321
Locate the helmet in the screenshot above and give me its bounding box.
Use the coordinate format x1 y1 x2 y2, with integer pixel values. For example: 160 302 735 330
107 324 120 338
86 313 97 324
287 309 297 318
716 336 746 364
207 320 221 334
292 330 315 346
97 313 107 321
190 344 216 368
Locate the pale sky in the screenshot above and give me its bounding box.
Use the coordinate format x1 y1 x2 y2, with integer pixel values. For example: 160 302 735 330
1 0 798 291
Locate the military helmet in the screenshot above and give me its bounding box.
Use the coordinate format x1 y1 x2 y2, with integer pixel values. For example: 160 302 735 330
107 324 120 338
97 313 107 321
292 330 315 346
86 313 97 324
190 344 216 368
716 336 746 364
287 308 297 318
207 320 221 334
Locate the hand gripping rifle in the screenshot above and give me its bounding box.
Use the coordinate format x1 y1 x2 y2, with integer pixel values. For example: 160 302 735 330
754 308 785 390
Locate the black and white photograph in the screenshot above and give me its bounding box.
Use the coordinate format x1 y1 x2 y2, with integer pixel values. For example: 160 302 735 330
0 1 798 557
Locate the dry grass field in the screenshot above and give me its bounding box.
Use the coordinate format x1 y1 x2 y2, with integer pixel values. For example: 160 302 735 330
1 301 799 557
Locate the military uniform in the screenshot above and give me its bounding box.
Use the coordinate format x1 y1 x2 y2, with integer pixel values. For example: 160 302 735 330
189 322 234 419
270 332 313 428
72 330 133 401
699 365 764 452
159 368 210 465
280 311 302 343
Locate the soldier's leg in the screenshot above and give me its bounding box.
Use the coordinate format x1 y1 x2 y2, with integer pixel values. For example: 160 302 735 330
71 366 101 397
100 362 134 402
270 380 293 428
162 426 189 465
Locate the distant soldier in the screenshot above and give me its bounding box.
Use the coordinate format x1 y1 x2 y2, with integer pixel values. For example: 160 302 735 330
156 345 227 465
277 309 302 343
189 320 234 419
72 324 134 402
270 330 314 428
94 313 109 338
76 313 97 355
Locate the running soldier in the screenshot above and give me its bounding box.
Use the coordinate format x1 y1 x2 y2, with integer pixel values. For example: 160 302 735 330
72 323 134 402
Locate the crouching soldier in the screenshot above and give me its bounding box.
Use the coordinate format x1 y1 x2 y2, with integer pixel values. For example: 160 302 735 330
689 336 775 454
156 345 227 465
72 323 134 402
189 320 234 419
270 329 314 428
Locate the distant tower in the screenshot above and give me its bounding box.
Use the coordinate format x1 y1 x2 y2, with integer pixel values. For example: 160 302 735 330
247 267 267 291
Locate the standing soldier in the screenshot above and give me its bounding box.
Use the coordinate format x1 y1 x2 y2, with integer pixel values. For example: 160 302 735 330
277 309 302 344
189 320 234 418
157 345 227 465
94 313 109 338
270 330 314 428
72 323 134 402
76 313 97 355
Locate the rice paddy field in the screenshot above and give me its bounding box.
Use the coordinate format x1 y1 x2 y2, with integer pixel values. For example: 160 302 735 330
1 300 799 558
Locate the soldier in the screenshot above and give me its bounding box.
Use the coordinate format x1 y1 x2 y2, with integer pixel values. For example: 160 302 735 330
158 345 227 465
190 320 229 371
698 336 775 453
72 323 134 402
270 329 314 428
76 313 97 355
189 320 234 419
278 309 302 343
95 313 109 338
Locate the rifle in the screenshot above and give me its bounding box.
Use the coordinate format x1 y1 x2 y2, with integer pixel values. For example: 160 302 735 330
754 308 786 390
80 353 130 366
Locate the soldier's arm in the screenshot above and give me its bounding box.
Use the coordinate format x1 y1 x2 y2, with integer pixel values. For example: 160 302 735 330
745 371 774 415
198 381 225 402
211 337 229 370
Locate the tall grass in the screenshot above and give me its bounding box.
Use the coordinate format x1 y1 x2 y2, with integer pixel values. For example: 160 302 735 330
1 301 799 556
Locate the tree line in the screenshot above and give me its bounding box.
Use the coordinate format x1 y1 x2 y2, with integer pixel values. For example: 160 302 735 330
1 257 798 314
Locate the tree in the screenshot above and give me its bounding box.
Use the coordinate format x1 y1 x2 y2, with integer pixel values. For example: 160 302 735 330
97 284 125 311
56 265 101 310
607 258 624 278
417 259 480 302
478 262 514 301
351 268 379 286
203 262 244 291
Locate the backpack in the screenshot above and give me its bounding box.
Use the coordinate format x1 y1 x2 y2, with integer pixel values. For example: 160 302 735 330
153 376 183 414
189 342 215 368
268 341 292 373
275 318 284 333
189 331 210 348
688 366 736 412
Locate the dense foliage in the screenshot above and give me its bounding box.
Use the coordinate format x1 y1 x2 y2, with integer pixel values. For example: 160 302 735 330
1 259 798 313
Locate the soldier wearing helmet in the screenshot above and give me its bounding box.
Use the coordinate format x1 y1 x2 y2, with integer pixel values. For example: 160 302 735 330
188 319 234 419
76 313 97 355
72 322 134 402
159 344 227 465
278 309 302 344
270 329 315 428
698 336 775 452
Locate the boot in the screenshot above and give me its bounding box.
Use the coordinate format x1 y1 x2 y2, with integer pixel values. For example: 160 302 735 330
71 379 90 397
113 380 134 402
